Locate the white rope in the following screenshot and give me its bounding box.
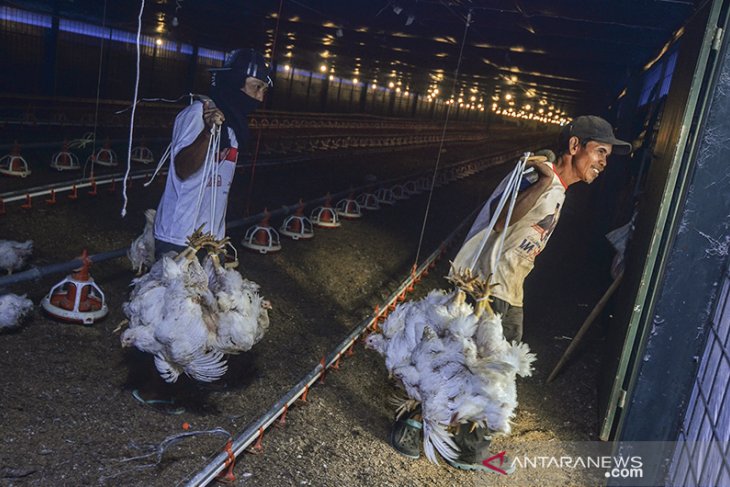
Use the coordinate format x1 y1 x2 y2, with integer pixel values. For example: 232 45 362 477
143 143 172 187
121 0 145 217
192 124 221 234
466 152 531 272
413 9 473 267
493 153 529 265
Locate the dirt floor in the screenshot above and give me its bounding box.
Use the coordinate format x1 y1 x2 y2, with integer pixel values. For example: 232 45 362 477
0 134 615 487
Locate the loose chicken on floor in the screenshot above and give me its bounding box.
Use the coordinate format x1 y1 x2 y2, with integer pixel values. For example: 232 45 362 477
0 240 33 275
0 293 34 330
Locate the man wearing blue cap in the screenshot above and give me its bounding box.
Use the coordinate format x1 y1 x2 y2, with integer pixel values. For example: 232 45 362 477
153 49 272 257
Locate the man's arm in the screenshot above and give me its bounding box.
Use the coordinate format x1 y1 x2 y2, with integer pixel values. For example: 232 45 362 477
174 101 225 180
494 162 553 232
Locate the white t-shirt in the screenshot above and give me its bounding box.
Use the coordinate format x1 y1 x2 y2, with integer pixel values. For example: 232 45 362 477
154 101 238 246
452 163 567 307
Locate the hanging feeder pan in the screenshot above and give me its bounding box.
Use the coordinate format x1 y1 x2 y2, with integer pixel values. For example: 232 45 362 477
131 146 155 165
50 150 81 171
356 192 380 211
0 154 31 177
241 210 282 253
280 214 314 240
335 197 362 219
41 252 108 325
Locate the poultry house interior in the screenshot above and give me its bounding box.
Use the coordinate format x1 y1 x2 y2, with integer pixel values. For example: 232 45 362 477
2 1 730 486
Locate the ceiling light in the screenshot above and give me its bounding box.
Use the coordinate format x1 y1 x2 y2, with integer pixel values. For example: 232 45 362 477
505 93 512 101
320 64 328 72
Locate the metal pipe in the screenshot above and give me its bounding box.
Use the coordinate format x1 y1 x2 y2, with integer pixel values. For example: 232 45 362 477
0 148 527 289
0 248 127 289
180 208 476 487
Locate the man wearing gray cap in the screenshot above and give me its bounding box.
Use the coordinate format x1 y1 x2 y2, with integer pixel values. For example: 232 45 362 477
452 114 632 344
391 115 632 469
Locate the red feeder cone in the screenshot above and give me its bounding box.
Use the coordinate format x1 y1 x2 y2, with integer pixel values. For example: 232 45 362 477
50 140 80 171
131 137 155 165
241 208 282 254
89 138 117 167
335 192 362 219
41 250 108 325
311 194 341 228
0 141 32 177
279 199 314 240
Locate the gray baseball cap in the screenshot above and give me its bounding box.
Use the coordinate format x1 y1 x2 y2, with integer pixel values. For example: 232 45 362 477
561 115 632 155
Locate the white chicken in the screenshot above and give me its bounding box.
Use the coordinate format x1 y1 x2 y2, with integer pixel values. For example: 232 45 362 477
0 293 34 330
204 253 271 355
121 232 227 383
127 209 157 275
366 267 536 464
0 240 33 275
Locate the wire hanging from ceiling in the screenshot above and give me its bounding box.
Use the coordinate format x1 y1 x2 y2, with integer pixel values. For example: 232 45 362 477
83 0 107 181
120 0 145 217
412 7 473 267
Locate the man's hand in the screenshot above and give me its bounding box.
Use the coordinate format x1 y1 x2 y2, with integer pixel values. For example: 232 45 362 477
203 101 225 129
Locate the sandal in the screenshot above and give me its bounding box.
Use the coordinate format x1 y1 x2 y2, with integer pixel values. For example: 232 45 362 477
132 389 186 415
389 412 422 459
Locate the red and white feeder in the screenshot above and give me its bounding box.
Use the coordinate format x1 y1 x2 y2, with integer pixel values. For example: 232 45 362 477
241 209 282 253
311 196 341 228
0 142 31 178
280 200 314 240
50 141 81 171
41 250 108 325
88 139 117 167
131 141 154 165
390 184 409 200
335 193 362 219
403 180 420 195
375 187 395 206
356 192 380 211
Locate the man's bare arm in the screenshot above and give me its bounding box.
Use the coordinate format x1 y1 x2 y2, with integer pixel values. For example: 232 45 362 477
174 101 225 180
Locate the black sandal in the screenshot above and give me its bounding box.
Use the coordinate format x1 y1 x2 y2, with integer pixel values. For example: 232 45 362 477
389 412 422 459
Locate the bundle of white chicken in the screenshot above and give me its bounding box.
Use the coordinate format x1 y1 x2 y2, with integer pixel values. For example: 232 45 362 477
120 229 270 383
0 239 33 275
366 266 536 464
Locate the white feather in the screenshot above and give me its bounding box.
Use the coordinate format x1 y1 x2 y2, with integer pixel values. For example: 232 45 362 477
0 293 34 330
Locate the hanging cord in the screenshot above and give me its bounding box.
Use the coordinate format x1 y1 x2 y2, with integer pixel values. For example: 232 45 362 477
244 0 284 216
191 124 221 232
141 93 199 186
143 142 171 187
121 0 145 217
412 9 473 267
466 152 531 272
82 0 107 180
